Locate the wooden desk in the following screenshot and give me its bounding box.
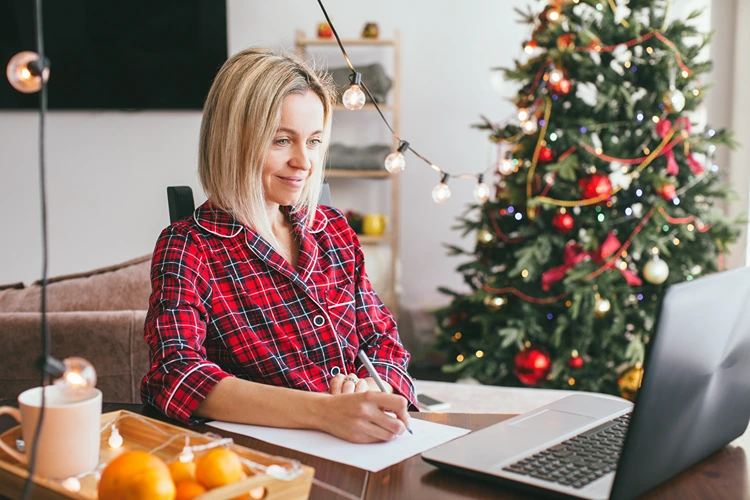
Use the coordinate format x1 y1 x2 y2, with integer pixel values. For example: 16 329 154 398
0 401 747 499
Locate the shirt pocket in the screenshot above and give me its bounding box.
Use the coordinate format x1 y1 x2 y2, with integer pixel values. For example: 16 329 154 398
325 276 357 340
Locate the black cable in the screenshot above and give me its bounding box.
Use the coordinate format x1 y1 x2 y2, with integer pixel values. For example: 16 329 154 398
314 0 482 182
21 0 49 497
315 0 355 72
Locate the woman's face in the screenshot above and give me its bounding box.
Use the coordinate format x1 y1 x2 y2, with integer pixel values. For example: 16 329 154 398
263 90 325 208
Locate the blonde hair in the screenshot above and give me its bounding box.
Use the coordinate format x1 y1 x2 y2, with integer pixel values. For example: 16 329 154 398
199 47 336 247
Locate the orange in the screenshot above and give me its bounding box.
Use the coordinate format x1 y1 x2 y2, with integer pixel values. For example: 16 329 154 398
98 450 176 500
174 480 207 500
168 461 197 484
195 448 244 489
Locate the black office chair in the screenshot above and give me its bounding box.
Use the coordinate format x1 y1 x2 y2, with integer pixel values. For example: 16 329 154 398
167 182 333 224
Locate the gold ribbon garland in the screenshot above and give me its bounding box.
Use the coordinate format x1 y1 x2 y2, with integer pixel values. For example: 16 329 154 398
531 125 677 208
526 96 553 219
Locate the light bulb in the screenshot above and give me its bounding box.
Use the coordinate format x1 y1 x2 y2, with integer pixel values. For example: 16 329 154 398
517 108 530 121
179 447 195 463
6 51 50 94
53 357 97 399
108 425 123 449
520 117 539 135
548 68 564 84
497 152 515 176
432 182 451 204
342 84 366 110
61 478 81 493
547 9 561 21
473 181 490 202
384 141 409 173
384 152 405 173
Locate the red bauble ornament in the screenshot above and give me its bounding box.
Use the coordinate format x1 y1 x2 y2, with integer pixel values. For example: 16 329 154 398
556 34 576 51
655 183 676 200
550 77 572 95
514 347 552 386
569 356 584 369
552 211 575 234
539 146 555 163
578 174 613 200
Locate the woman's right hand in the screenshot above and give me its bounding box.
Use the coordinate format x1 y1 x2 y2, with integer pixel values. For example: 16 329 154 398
315 391 411 444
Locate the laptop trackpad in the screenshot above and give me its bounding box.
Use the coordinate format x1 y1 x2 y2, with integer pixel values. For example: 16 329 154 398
510 409 594 433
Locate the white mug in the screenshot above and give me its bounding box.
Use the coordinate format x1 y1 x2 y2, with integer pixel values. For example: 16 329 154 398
0 385 102 479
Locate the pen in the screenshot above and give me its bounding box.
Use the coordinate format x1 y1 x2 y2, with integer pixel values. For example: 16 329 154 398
357 350 413 435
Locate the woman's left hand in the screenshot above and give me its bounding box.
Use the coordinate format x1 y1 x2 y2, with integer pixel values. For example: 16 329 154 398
329 374 368 394
329 374 393 395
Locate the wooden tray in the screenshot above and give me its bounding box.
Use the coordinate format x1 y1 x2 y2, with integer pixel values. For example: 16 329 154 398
0 410 314 499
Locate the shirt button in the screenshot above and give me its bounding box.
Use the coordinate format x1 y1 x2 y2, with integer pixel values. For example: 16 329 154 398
313 315 325 327
330 366 341 377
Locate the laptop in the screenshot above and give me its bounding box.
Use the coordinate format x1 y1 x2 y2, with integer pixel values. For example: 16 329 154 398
422 266 750 499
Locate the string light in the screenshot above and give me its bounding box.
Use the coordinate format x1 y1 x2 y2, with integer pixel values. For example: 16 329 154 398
476 350 485 358
473 174 490 202
548 66 564 84
457 354 465 362
179 445 195 464
108 425 123 449
521 116 539 135
6 51 50 93
341 72 365 110
61 478 81 493
39 356 98 401
497 150 516 175
517 108 531 121
384 141 408 173
432 173 451 204
314 0 488 200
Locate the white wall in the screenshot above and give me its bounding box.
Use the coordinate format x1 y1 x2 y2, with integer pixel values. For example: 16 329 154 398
1 0 738 311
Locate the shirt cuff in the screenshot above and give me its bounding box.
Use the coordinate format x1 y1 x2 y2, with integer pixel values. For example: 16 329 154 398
356 362 419 411
163 363 234 425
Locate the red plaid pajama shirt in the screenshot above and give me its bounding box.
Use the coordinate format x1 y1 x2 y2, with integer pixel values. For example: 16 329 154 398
141 201 417 424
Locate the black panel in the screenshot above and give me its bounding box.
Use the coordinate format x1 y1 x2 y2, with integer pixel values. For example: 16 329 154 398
0 0 227 110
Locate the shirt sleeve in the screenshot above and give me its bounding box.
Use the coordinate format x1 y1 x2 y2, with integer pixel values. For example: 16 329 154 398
346 227 418 411
140 226 234 424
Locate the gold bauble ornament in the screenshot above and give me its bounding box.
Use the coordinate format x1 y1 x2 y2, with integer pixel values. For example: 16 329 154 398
643 257 669 285
663 88 686 113
594 294 611 318
476 228 495 244
618 365 644 401
484 295 508 311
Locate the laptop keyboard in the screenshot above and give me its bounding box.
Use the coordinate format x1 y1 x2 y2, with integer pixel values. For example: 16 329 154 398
502 413 631 489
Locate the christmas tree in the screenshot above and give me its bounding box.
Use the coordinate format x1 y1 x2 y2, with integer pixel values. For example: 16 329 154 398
432 0 741 399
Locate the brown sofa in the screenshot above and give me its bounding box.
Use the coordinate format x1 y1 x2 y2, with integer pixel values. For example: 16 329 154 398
0 256 153 403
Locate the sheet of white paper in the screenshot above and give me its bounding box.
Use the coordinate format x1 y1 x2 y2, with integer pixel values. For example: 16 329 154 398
207 417 470 472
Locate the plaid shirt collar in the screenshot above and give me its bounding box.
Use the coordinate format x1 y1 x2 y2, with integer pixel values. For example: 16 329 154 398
193 200 328 238
193 200 329 284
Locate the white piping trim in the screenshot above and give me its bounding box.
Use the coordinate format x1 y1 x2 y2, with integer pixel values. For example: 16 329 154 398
193 212 243 238
307 209 328 234
369 360 416 385
328 300 356 308
164 362 222 412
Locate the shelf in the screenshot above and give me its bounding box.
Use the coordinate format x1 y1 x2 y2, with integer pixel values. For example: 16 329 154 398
326 169 391 179
334 103 393 112
297 37 395 47
357 233 392 245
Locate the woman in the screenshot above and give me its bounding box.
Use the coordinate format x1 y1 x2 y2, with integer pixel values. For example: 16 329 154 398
141 48 417 444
